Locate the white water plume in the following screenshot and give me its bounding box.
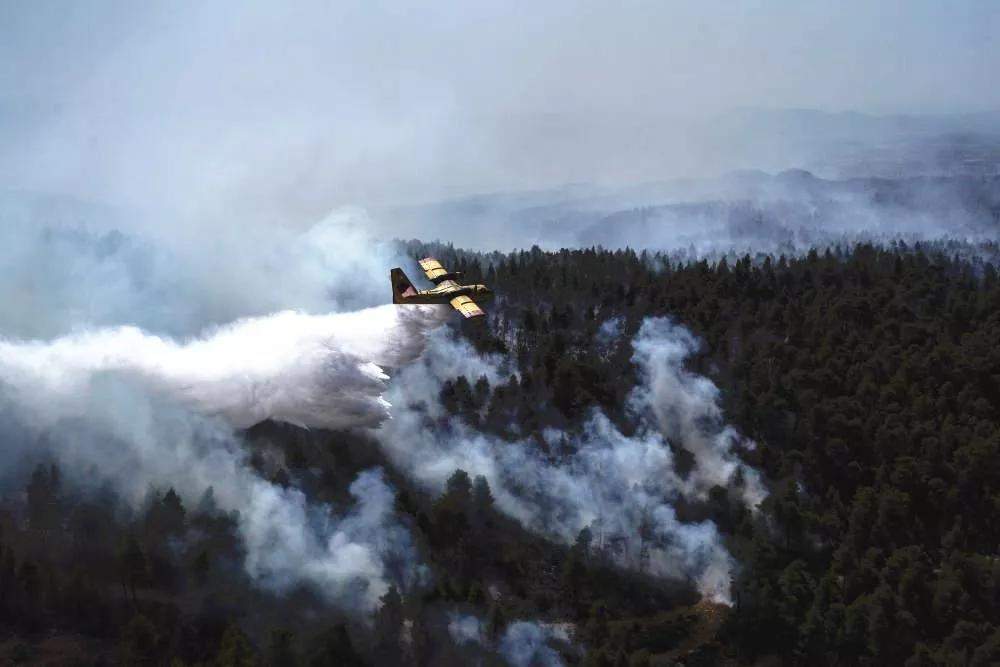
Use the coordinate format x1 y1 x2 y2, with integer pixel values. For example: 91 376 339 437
0 302 450 610
0 304 449 430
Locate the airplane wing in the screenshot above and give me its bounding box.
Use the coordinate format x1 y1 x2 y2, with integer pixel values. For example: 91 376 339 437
449 295 485 318
419 257 452 284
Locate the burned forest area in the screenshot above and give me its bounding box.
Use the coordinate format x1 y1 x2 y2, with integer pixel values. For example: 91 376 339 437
0 239 998 666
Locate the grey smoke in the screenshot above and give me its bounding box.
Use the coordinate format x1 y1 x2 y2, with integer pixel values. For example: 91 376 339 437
4 3 998 223
630 317 764 500
447 613 485 646
0 199 415 339
2 0 992 644
446 613 571 667
500 621 570 667
0 371 424 611
0 201 448 612
595 316 624 351
384 169 1000 254
377 321 765 602
0 139 774 613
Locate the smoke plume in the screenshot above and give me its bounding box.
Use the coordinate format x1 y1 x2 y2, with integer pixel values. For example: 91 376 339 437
0 199 414 339
0 182 765 610
0 303 449 611
500 621 571 667
446 613 572 666
0 304 448 430
0 204 451 611
377 320 765 602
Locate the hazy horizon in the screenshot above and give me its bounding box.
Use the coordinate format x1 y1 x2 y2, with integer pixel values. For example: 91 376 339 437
2 1 999 231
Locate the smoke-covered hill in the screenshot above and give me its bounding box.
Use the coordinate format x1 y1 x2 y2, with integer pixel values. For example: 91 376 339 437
2 139 1000 663
380 169 1000 252
4 1 1000 662
1 210 998 663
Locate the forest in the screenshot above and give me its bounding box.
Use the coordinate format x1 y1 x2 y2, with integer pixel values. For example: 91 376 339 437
1 239 999 665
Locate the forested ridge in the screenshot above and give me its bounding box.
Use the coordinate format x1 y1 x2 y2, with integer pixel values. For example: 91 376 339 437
1 240 999 665
407 239 1000 665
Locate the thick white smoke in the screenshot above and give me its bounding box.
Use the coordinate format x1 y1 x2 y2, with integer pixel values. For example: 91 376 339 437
630 318 766 504
377 319 765 603
0 199 413 339
0 226 449 611
0 175 456 614
0 181 767 612
0 191 763 607
0 304 448 430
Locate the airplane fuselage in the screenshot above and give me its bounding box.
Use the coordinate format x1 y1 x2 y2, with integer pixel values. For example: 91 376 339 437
397 280 494 304
390 261 492 318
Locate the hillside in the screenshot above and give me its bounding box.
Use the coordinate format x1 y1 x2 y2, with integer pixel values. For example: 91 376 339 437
1 240 998 664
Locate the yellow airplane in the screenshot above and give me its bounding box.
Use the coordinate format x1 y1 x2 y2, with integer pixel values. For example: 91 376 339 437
391 257 493 318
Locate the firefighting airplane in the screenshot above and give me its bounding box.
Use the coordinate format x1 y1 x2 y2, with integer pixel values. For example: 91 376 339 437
391 258 493 319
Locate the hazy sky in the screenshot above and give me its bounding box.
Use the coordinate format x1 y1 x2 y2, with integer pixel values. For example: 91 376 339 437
1 1 997 223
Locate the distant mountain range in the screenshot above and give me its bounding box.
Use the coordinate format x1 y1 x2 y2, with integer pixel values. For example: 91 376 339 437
382 168 1000 252
5 105 1000 254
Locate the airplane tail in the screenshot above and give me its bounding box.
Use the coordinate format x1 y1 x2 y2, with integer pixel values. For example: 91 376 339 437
391 268 418 303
